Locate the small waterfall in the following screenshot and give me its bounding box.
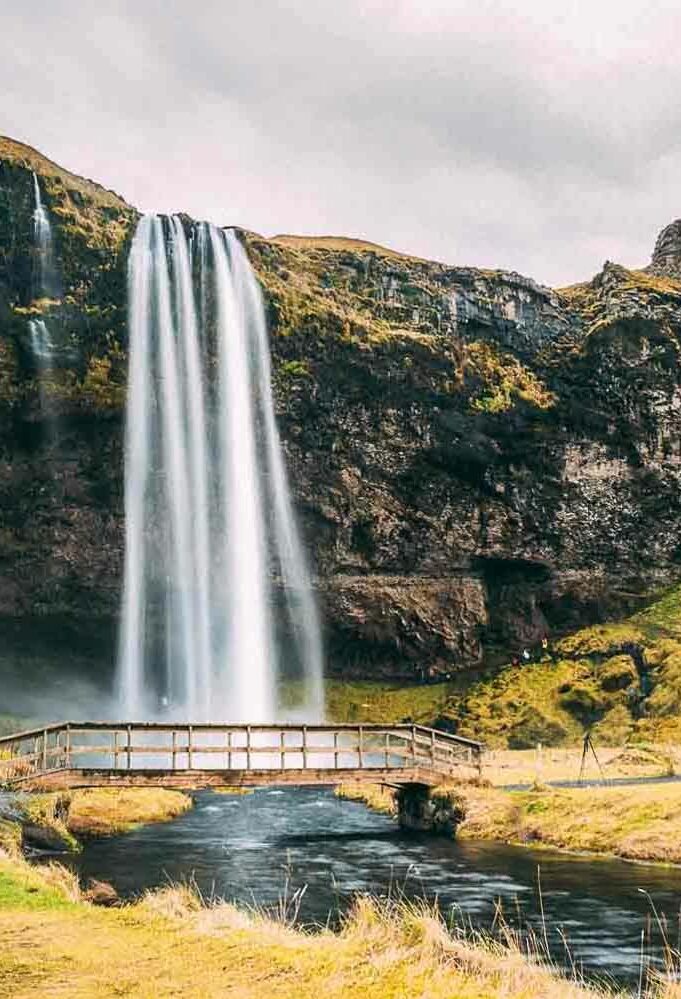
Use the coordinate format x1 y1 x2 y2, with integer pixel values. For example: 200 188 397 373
117 215 324 722
31 172 57 298
29 175 59 429
28 317 53 365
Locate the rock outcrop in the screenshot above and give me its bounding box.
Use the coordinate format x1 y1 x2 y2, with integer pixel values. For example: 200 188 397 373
650 220 681 277
1 136 681 686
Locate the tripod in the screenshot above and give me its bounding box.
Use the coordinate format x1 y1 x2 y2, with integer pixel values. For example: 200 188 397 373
578 730 607 785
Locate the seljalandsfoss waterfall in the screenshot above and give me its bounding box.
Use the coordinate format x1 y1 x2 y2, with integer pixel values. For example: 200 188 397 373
117 215 324 723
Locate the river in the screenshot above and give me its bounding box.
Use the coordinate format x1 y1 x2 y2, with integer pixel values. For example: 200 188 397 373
62 787 681 988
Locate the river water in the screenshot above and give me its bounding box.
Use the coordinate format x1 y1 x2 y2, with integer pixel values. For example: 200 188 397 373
62 787 681 988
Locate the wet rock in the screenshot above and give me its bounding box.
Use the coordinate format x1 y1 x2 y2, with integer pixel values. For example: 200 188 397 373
21 821 74 853
83 878 120 906
397 785 466 836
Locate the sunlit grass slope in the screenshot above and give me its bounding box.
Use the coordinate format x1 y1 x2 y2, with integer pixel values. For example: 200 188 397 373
448 582 681 748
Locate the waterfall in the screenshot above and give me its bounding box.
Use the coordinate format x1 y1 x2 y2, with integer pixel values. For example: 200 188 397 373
117 215 324 722
29 174 58 429
31 172 57 298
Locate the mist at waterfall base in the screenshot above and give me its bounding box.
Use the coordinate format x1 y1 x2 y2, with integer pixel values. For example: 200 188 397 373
117 216 324 723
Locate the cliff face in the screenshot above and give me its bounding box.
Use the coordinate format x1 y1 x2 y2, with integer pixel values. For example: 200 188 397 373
1 136 681 683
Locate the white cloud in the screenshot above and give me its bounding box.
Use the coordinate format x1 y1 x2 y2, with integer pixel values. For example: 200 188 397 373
1 0 679 284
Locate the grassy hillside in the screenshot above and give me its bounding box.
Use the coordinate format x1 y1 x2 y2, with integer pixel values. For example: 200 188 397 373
448 582 681 748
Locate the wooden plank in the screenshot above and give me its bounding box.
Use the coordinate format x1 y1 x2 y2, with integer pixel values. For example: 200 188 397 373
17 766 446 791
7 719 481 744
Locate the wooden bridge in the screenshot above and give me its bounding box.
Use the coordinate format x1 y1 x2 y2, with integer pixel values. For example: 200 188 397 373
0 722 483 792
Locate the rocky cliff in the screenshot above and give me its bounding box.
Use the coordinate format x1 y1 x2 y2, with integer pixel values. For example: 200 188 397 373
1 136 681 685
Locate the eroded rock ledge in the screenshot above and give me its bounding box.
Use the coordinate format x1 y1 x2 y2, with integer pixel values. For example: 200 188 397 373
2 136 681 682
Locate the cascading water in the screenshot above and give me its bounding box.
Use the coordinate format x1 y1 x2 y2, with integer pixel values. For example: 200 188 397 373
32 171 55 295
29 173 58 429
117 215 324 722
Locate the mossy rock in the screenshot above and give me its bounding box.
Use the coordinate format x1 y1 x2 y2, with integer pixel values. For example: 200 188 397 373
507 708 568 749
556 623 645 658
598 655 637 692
591 704 634 746
558 681 608 724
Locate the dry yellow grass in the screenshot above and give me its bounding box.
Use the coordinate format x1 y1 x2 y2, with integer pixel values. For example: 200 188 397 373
0 855 634 999
454 782 681 863
483 745 678 786
340 778 681 864
270 233 417 260
336 782 396 815
65 788 192 837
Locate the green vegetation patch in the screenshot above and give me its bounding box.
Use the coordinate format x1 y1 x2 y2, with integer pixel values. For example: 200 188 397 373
449 581 681 749
464 341 556 413
0 860 75 911
324 679 460 724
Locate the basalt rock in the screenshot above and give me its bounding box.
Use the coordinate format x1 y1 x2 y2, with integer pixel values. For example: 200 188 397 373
1 136 681 686
650 220 681 278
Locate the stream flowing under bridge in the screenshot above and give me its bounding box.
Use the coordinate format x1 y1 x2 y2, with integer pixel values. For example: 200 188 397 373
0 722 483 792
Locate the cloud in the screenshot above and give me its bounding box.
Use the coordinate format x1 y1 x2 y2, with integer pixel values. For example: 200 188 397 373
1 0 680 284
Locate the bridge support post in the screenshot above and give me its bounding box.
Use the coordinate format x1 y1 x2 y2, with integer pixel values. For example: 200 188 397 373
396 784 466 837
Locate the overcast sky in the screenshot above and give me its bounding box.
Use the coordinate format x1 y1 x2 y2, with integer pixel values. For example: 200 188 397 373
2 1 680 285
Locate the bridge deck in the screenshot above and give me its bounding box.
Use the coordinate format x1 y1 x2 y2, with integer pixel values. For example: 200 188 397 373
0 721 483 792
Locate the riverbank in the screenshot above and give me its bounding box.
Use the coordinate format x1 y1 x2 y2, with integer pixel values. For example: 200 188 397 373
1 788 193 854
339 780 681 865
0 850 660 999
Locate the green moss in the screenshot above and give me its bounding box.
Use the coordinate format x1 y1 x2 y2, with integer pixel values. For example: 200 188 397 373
324 679 459 724
557 681 608 724
464 341 555 413
453 660 585 748
555 622 644 657
279 359 312 380
597 655 636 692
19 795 80 853
0 863 75 911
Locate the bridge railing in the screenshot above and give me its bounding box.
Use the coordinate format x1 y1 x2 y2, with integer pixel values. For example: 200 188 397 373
0 722 483 784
